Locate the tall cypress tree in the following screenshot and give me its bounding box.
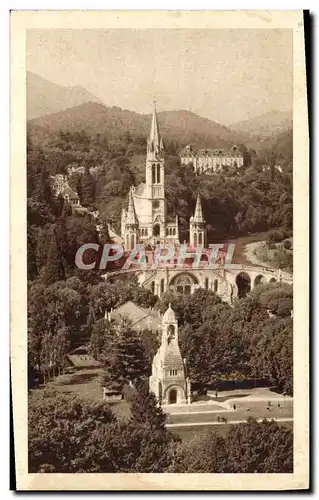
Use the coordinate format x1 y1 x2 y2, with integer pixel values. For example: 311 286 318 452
43 225 65 285
80 165 96 207
101 326 149 392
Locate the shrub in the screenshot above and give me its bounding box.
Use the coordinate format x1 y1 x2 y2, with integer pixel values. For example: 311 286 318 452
267 242 276 250
283 239 292 250
266 229 285 244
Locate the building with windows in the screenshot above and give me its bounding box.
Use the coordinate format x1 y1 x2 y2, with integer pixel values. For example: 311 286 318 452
50 174 80 207
180 144 244 175
149 304 191 405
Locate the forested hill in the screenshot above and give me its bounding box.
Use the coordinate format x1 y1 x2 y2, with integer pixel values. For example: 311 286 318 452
28 102 245 150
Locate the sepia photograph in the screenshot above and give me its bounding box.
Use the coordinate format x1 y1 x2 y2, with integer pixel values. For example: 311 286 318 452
10 10 309 490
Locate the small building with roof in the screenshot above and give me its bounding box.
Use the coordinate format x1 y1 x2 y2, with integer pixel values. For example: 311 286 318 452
106 300 162 334
149 304 190 405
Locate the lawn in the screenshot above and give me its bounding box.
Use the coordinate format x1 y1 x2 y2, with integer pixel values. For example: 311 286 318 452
48 367 104 401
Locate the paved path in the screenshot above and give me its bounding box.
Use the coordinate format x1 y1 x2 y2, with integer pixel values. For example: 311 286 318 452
167 417 293 428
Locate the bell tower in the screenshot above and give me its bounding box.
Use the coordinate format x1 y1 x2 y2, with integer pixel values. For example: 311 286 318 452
145 101 166 240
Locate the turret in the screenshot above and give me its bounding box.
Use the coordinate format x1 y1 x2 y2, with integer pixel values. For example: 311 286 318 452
126 187 138 225
189 193 207 246
123 187 139 250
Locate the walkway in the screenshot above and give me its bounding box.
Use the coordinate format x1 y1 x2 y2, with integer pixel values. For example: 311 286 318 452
167 417 293 428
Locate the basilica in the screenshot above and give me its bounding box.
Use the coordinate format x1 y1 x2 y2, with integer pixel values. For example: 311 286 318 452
117 103 292 302
121 103 207 249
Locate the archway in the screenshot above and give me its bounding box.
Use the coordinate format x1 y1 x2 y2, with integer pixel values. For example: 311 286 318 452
236 272 251 298
153 224 160 237
254 274 266 287
168 388 177 404
269 277 277 283
170 272 198 296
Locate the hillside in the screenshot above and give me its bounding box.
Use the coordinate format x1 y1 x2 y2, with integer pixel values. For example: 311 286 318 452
28 102 245 150
229 110 293 139
27 71 101 120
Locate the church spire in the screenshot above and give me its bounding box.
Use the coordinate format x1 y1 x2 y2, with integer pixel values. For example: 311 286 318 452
147 100 163 156
193 193 204 222
126 187 138 225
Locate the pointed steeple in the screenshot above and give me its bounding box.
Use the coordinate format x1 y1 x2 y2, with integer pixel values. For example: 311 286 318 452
126 187 138 225
147 100 163 156
193 193 204 222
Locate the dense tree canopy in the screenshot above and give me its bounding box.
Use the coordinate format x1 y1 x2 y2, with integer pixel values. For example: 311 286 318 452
28 389 293 474
174 418 293 473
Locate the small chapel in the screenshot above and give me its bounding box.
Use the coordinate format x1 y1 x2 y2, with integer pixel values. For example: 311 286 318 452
121 102 207 249
149 304 191 405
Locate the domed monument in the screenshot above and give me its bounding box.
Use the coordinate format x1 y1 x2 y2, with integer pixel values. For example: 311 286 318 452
149 304 191 405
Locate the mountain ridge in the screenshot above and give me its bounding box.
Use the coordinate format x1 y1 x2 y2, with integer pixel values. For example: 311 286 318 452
27 71 101 120
28 101 246 150
229 110 293 138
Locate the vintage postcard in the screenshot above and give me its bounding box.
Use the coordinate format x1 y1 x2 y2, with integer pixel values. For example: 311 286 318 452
10 10 309 490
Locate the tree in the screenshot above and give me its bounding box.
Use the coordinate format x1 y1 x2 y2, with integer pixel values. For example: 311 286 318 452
130 382 167 430
43 225 65 284
80 165 96 207
225 418 293 473
174 431 228 472
174 418 293 473
28 389 116 473
100 326 149 392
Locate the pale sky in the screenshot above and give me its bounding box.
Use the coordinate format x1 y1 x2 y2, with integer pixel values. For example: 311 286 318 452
27 29 292 125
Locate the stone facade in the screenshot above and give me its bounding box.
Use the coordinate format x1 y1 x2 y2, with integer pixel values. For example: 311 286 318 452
149 305 190 405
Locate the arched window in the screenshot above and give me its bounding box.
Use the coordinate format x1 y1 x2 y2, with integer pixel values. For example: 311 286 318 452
198 233 203 245
205 278 209 290
157 164 161 183
194 233 197 246
126 235 129 249
151 281 155 294
214 279 218 292
168 324 175 338
152 164 156 184
160 278 165 294
173 228 176 235
145 228 148 236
